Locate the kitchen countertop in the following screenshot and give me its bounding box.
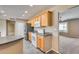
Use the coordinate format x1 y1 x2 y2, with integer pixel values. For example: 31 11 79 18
0 35 24 45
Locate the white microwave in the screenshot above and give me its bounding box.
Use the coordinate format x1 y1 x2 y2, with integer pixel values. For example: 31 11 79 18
34 21 40 28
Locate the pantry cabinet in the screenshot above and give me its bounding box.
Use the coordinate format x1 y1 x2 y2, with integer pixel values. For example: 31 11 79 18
41 11 52 27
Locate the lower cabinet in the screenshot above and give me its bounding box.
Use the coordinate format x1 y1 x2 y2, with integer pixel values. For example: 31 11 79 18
40 38 45 51
37 37 41 48
37 35 52 53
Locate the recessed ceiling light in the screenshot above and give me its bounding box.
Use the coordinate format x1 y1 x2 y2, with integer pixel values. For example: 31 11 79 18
22 14 25 16
3 14 7 17
25 11 28 13
29 5 33 7
0 10 5 13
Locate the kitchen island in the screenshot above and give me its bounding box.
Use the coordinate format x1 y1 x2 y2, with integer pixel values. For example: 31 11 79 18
0 35 24 54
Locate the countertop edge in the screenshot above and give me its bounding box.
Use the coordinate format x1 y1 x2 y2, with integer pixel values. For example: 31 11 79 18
0 36 24 45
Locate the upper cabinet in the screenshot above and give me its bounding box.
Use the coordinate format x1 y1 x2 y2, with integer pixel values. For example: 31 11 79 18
31 19 35 27
27 11 53 27
34 16 41 27
27 19 35 27
41 11 52 27
27 20 31 24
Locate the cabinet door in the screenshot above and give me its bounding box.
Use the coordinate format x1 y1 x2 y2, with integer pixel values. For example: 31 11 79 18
40 38 45 51
31 19 34 27
37 38 41 48
36 16 41 21
28 32 32 41
30 20 32 26
41 11 52 27
45 36 52 52
35 16 41 27
27 20 31 24
41 12 48 27
37 36 46 52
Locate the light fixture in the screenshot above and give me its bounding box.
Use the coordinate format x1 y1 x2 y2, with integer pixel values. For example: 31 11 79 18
0 10 5 13
22 14 25 16
25 11 28 13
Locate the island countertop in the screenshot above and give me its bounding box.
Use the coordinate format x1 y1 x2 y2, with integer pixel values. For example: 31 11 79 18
0 35 24 45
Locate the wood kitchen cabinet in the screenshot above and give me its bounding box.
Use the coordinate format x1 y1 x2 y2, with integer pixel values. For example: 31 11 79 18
37 35 45 50
28 32 32 41
41 11 52 27
30 19 34 27
37 35 41 48
35 16 41 21
27 20 32 25
34 16 41 27
27 18 35 27
27 11 52 27
37 35 52 53
40 36 45 50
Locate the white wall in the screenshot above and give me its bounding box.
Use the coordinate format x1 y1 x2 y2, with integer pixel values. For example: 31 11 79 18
68 20 79 36
15 21 25 36
0 20 25 37
61 6 79 21
0 20 6 37
44 5 75 53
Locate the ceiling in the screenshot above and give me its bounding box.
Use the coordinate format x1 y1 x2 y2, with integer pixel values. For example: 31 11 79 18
0 5 53 20
60 6 79 21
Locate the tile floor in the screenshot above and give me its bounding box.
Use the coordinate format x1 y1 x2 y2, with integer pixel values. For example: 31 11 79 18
23 39 43 54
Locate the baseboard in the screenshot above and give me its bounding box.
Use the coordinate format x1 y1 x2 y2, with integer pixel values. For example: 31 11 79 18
37 48 45 53
52 49 59 54
37 48 59 54
45 48 52 53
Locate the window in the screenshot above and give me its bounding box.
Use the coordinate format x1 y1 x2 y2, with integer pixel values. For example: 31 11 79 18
59 22 68 32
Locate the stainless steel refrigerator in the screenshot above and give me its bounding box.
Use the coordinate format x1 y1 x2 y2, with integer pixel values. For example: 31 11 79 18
24 23 34 40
